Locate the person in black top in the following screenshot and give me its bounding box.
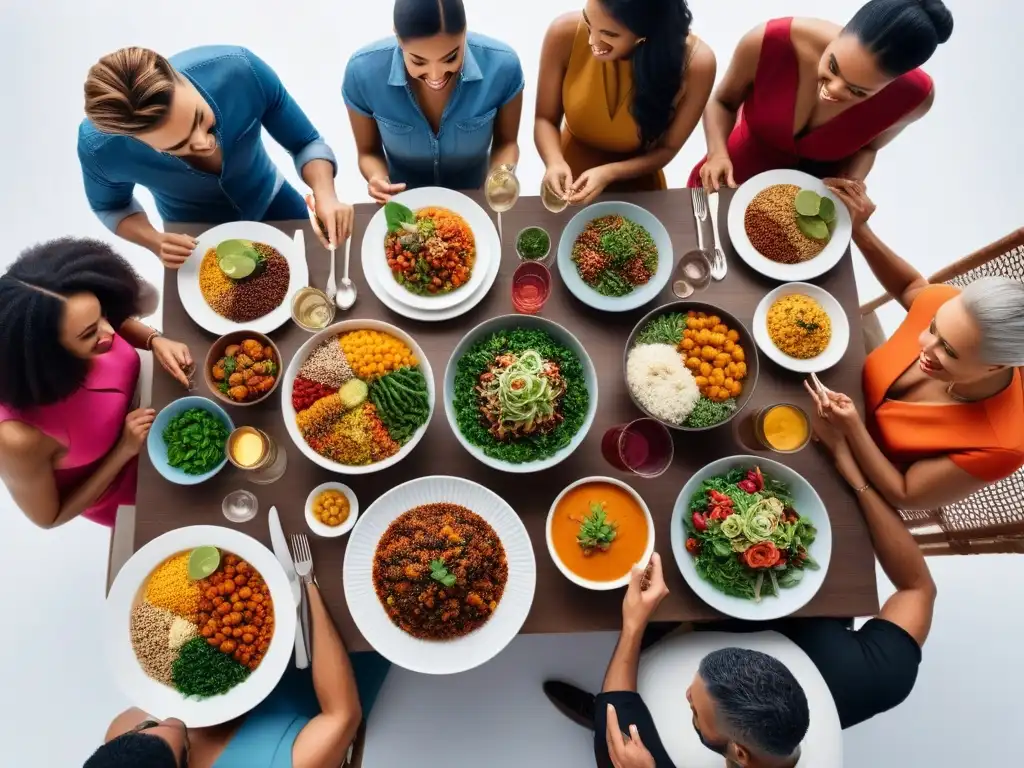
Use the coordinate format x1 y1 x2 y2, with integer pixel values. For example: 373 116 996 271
544 410 936 767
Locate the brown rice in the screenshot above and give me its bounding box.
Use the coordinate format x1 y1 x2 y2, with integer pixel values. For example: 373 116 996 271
744 184 828 264
130 603 177 685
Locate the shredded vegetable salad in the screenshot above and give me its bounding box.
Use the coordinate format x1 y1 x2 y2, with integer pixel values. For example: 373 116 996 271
683 467 818 602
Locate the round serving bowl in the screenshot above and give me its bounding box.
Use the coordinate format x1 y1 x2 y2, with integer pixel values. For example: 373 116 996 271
623 301 760 432
147 396 234 485
304 481 359 538
546 476 655 591
443 314 599 473
556 200 674 312
281 319 435 475
204 330 283 407
752 282 850 374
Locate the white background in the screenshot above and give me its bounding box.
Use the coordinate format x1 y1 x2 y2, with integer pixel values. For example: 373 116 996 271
0 1 1020 766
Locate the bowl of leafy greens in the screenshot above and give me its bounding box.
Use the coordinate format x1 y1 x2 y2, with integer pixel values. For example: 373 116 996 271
669 455 832 621
444 315 597 473
148 396 234 485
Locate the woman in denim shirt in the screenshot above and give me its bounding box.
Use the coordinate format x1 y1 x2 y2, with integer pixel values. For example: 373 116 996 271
343 0 525 202
79 47 353 268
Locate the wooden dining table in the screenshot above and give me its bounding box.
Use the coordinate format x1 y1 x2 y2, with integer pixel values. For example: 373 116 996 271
132 188 877 762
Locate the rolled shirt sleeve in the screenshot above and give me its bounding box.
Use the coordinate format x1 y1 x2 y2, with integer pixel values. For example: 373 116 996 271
77 137 145 233
243 48 337 178
499 54 526 109
341 57 373 117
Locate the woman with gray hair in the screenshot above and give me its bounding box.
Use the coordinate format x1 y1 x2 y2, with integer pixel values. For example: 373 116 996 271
804 179 1024 510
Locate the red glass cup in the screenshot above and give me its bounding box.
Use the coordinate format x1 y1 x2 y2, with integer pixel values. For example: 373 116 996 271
601 418 675 478
511 262 552 314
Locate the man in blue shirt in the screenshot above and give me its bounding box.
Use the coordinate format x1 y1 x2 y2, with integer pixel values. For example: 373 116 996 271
84 580 390 768
80 46 353 267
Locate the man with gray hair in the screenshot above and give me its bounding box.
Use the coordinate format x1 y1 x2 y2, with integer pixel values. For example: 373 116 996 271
544 424 935 767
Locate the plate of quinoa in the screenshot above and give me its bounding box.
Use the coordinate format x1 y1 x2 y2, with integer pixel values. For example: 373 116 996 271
106 525 294 727
727 170 852 282
178 221 309 335
281 319 435 474
557 201 673 312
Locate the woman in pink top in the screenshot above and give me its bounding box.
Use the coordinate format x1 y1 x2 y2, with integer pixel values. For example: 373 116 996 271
0 238 194 528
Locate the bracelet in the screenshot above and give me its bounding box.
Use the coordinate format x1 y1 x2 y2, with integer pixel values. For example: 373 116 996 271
144 329 161 351
853 482 870 494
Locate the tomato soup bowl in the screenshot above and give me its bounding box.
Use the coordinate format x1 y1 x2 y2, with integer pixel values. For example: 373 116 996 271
546 476 655 591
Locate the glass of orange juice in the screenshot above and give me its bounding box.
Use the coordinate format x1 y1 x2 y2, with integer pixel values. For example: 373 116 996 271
227 426 288 484
754 404 811 454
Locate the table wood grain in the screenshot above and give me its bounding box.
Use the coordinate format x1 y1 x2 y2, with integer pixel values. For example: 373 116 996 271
135 189 879 656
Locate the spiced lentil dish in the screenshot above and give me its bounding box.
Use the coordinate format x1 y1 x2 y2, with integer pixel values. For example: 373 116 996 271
130 549 275 699
744 184 828 265
571 215 659 297
766 294 832 359
372 503 508 640
291 330 431 466
199 242 291 322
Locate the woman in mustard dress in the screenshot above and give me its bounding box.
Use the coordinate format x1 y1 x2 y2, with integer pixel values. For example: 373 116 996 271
535 0 715 205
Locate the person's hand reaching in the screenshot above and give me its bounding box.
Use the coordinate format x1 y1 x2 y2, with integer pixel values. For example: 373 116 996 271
153 233 197 269
621 553 669 634
699 152 736 191
368 175 407 204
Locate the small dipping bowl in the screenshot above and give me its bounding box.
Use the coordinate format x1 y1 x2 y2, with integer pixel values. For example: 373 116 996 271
754 403 811 454
672 250 713 299
204 330 282 407
515 226 552 264
304 481 359 538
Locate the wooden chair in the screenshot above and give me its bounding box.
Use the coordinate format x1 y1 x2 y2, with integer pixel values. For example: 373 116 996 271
859 227 1024 555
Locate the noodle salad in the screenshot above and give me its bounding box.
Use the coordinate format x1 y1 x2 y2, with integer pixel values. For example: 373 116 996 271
683 467 818 602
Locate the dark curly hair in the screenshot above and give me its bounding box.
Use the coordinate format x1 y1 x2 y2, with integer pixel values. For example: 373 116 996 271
598 0 694 149
0 237 143 410
845 0 954 76
84 732 179 768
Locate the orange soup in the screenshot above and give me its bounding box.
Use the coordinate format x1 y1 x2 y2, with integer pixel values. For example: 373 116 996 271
551 482 649 583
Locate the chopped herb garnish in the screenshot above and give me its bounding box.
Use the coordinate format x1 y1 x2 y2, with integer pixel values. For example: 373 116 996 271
429 558 457 588
576 501 618 554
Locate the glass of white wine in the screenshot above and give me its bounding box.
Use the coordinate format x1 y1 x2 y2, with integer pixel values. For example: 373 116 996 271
484 164 520 241
541 179 570 214
291 286 335 332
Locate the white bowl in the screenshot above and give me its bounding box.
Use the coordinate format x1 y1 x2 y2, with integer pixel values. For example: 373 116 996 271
546 476 656 591
556 201 673 312
281 319 435 475
669 456 833 621
304 481 359 538
726 169 852 282
752 282 851 373
105 525 296 727
443 314 599 473
362 187 498 311
178 221 308 335
342 475 536 674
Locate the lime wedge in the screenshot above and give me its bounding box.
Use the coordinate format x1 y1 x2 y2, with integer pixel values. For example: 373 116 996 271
216 239 256 260
797 215 830 241
818 197 837 224
219 253 257 279
794 189 822 217
188 546 220 580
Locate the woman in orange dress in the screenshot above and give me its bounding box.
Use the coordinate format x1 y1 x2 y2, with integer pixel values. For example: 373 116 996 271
534 0 715 205
806 182 1024 511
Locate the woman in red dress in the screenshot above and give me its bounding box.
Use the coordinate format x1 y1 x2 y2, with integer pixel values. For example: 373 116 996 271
691 0 953 190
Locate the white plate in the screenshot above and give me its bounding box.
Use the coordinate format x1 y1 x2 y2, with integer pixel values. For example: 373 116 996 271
669 456 832 621
281 319 435 475
343 475 536 674
178 221 309 335
752 283 851 373
443 315 599 473
362 187 497 311
106 525 296 727
556 201 673 312
727 170 852 282
546 476 655 591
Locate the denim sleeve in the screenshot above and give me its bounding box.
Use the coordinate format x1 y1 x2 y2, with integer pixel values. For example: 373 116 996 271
500 53 526 109
341 58 372 117
77 141 144 233
243 48 336 178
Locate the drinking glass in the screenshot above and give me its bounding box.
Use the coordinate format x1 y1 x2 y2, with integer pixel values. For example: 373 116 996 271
222 489 259 523
511 262 552 314
601 418 675 478
291 287 335 331
484 165 520 213
227 426 288 484
671 250 712 299
753 403 811 454
541 179 570 214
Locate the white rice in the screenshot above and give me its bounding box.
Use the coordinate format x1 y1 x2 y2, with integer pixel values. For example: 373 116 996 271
626 343 700 424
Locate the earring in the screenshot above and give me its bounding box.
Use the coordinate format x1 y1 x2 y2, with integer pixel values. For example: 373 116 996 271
637 37 647 44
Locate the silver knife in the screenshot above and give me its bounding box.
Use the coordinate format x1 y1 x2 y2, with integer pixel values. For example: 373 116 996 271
268 506 309 669
708 192 728 280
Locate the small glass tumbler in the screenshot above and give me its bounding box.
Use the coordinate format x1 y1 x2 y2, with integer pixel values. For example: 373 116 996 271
511 262 552 314
601 418 675 478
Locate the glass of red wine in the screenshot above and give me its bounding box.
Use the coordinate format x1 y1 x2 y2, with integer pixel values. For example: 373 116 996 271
601 418 675 478
511 261 551 314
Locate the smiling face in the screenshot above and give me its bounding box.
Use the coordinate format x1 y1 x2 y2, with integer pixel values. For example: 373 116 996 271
134 79 218 157
60 292 116 359
582 0 641 61
399 31 466 92
816 33 893 104
917 296 1003 384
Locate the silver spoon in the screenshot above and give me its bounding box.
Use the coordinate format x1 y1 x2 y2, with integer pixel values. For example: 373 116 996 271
335 237 357 310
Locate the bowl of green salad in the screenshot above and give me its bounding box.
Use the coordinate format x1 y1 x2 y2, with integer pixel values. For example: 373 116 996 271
444 315 598 473
148 396 235 485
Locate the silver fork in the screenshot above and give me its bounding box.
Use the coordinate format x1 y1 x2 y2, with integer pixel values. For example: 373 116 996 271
290 533 314 662
691 188 710 260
